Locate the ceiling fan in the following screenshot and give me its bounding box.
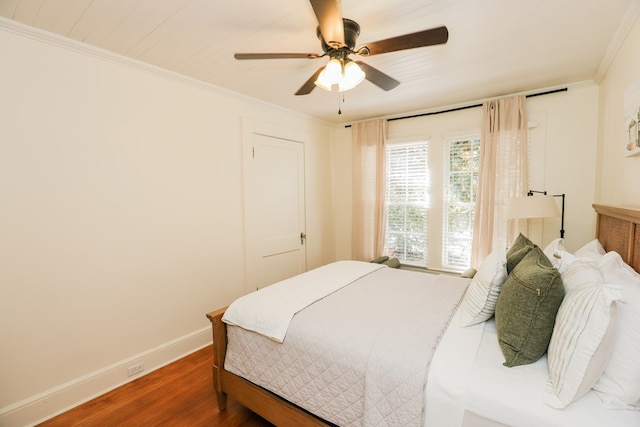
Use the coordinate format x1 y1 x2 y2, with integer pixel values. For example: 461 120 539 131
234 0 449 95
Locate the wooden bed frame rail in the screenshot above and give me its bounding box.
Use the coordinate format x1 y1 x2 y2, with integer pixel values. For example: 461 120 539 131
206 308 332 426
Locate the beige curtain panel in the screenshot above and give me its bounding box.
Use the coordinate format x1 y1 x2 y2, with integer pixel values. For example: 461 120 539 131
351 119 387 261
472 96 529 267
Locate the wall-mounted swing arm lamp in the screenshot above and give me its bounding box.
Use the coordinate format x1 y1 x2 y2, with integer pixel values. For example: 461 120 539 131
507 190 566 238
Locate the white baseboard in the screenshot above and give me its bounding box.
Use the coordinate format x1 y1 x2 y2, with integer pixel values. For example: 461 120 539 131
0 327 212 427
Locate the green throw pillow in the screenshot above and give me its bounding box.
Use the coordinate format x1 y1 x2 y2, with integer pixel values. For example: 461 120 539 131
506 233 536 274
382 257 400 268
495 246 565 367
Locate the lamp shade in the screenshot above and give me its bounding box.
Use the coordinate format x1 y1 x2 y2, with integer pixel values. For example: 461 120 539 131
507 195 560 219
339 61 365 92
314 69 333 91
323 58 342 84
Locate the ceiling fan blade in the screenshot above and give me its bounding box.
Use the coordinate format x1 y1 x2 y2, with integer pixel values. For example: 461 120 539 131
361 26 448 56
234 53 320 60
356 61 400 91
309 0 345 48
295 67 325 95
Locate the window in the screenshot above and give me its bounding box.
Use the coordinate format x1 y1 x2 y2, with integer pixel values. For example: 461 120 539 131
383 137 480 272
443 138 480 270
384 142 429 266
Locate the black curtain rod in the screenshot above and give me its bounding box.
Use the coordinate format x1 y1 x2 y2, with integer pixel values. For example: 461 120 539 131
344 87 568 128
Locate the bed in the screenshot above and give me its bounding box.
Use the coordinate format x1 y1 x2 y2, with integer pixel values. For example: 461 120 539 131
206 204 640 426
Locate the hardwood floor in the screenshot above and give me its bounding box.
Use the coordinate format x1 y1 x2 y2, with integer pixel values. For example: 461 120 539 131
37 346 273 427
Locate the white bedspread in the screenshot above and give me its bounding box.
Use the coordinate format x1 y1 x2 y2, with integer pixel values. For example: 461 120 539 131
225 267 469 426
222 260 385 342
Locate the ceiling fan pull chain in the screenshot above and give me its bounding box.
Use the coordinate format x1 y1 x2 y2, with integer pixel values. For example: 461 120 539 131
338 91 342 115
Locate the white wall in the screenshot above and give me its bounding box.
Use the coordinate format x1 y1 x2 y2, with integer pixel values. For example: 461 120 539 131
0 22 335 425
527 85 600 251
331 84 601 260
330 125 354 261
597 13 640 207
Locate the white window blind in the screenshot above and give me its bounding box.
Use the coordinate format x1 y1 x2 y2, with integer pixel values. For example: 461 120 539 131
443 138 480 270
384 142 429 266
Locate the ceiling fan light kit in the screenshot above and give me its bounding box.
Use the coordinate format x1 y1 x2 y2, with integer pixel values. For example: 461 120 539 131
314 57 365 92
234 0 448 98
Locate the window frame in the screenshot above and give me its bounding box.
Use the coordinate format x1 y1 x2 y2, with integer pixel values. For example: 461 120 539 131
383 140 430 267
383 132 480 273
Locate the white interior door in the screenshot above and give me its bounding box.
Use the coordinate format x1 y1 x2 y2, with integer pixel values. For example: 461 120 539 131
243 120 307 291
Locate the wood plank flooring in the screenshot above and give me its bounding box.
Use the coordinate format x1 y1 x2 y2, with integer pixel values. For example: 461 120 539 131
37 346 273 427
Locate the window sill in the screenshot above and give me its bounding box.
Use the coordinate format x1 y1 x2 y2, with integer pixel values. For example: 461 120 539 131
398 264 462 276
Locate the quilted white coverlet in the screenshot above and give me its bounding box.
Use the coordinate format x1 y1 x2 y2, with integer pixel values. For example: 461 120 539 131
225 266 469 426
223 260 385 342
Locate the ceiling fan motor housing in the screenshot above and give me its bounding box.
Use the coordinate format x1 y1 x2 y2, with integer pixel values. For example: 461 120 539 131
317 18 360 53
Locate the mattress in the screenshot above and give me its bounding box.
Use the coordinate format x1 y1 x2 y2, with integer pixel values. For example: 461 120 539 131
224 267 469 426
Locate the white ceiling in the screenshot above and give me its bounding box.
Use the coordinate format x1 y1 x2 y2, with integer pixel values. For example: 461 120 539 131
1 0 638 124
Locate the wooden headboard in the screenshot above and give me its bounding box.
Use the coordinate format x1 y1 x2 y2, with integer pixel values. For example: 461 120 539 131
593 204 640 274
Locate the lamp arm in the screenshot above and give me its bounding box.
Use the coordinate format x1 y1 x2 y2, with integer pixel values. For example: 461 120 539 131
527 189 565 238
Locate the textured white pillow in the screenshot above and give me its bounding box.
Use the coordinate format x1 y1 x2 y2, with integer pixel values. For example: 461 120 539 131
544 259 622 409
574 239 606 262
593 251 640 410
560 258 601 293
458 248 507 327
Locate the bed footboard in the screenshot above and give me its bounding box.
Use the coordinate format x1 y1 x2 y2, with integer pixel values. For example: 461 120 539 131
205 307 332 426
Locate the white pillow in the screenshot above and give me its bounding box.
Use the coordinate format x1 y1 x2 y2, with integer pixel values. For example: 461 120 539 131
598 249 640 280
593 251 640 410
544 259 622 409
560 258 601 293
574 239 606 262
543 238 577 274
543 238 565 266
458 248 507 327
